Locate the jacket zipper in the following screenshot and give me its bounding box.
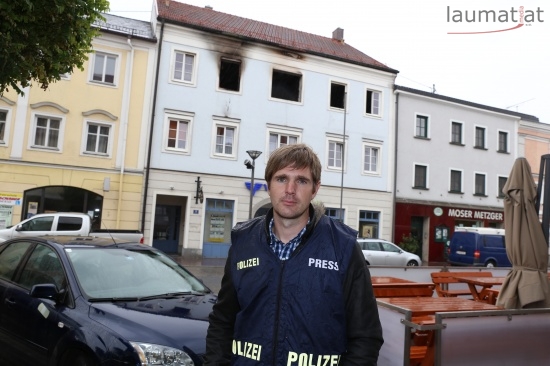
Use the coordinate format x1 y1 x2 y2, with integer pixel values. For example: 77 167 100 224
271 259 286 366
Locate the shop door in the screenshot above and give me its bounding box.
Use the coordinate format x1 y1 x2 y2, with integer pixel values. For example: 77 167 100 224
410 216 424 259
153 205 181 254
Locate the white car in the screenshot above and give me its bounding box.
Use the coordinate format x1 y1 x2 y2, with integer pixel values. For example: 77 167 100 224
357 238 422 266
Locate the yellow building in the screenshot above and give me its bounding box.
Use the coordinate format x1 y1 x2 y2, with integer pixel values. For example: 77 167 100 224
0 14 156 234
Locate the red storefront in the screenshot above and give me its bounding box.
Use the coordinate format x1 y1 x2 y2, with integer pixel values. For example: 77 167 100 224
394 202 504 263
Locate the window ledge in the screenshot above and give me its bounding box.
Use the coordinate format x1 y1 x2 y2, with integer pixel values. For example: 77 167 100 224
413 186 429 190
30 145 60 152
473 146 488 151
414 136 431 141
473 193 488 197
448 190 464 194
449 142 465 146
497 150 510 154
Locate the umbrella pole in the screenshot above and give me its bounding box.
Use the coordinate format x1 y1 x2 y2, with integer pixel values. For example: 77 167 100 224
536 154 550 246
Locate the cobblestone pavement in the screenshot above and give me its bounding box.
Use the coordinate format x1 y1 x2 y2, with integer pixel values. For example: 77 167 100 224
171 256 225 294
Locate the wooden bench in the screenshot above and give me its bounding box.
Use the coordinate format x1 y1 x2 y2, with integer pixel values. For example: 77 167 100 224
430 271 492 298
373 283 435 298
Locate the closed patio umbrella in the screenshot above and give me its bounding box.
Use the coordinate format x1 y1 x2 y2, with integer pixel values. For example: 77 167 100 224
496 157 550 309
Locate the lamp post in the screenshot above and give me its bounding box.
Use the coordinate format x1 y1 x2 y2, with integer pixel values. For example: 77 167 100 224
245 150 262 219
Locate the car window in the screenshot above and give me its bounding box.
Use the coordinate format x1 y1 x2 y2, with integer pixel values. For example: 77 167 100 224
367 242 381 251
57 216 83 231
18 244 65 290
483 235 505 249
380 242 401 253
68 248 209 299
20 216 54 231
0 241 33 281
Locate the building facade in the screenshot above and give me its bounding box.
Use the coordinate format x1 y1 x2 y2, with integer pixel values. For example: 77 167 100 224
0 15 156 232
143 0 399 258
394 85 539 263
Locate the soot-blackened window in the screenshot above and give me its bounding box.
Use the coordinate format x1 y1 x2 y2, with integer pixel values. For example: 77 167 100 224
330 82 346 109
271 69 301 102
219 58 241 91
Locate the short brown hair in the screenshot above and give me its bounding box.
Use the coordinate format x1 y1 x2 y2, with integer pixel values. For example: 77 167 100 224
265 144 321 188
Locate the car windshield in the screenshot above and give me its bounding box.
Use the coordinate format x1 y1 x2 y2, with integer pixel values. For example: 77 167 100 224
66 247 209 300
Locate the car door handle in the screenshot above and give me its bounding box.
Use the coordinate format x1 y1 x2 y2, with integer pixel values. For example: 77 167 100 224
4 297 16 306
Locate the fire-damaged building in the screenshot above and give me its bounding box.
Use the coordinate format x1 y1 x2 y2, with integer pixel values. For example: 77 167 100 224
143 0 399 258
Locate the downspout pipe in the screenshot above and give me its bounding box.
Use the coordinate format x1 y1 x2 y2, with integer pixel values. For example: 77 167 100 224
392 90 399 243
116 36 134 228
141 19 165 233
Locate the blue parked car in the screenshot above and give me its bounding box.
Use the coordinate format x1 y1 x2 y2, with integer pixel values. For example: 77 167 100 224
447 227 511 268
0 236 217 366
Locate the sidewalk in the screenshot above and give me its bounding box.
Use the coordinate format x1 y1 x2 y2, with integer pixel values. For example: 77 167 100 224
171 256 225 294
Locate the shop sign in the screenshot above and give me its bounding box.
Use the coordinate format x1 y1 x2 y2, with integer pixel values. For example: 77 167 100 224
447 208 503 221
0 192 22 206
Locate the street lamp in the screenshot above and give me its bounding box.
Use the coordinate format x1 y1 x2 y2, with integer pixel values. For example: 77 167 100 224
244 150 262 219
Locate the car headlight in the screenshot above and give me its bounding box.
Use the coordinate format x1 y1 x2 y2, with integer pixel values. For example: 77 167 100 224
131 342 195 366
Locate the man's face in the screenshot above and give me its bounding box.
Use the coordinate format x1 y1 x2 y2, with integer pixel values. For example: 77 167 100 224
268 165 320 221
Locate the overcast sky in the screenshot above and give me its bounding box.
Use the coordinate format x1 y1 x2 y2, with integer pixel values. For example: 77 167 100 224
107 0 549 123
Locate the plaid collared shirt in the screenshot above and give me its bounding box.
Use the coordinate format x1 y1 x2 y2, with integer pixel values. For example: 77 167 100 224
269 218 308 261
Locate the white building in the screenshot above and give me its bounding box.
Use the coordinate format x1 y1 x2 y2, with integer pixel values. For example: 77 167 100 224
142 0 399 258
394 85 539 263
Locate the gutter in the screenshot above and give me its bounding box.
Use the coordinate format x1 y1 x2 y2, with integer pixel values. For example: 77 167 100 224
141 19 165 233
116 36 134 228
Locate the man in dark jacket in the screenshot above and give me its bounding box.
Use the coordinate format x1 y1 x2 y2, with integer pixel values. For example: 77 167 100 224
205 143 383 365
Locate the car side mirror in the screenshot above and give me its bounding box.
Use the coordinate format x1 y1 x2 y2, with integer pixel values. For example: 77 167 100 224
15 225 23 232
30 283 64 303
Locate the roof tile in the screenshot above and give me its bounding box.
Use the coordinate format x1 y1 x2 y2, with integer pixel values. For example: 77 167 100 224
156 0 398 73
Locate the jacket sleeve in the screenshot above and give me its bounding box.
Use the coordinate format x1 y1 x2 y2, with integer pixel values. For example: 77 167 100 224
340 242 384 366
204 250 240 366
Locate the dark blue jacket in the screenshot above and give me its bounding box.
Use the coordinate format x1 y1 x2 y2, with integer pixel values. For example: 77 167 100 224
205 205 383 365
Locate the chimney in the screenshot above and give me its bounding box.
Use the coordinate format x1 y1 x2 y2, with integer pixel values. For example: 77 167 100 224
164 0 170 6
332 28 344 42
205 5 213 10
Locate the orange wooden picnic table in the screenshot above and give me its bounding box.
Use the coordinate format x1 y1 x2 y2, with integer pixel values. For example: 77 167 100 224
454 276 505 302
371 277 435 298
377 296 502 317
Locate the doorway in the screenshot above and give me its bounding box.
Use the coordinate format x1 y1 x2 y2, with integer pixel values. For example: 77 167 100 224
152 204 181 254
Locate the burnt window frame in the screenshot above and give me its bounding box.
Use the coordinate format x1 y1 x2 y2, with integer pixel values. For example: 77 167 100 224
270 69 302 103
329 81 346 110
218 57 241 92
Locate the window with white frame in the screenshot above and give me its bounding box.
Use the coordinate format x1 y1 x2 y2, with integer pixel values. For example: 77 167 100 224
266 125 302 155
365 89 380 116
165 113 193 154
0 109 7 142
91 52 117 84
474 172 487 196
32 115 62 149
327 139 344 170
497 130 509 153
450 169 462 193
212 118 239 159
84 121 111 155
498 176 507 198
451 121 463 145
363 141 381 175
413 164 428 189
415 114 429 138
172 50 196 84
474 126 487 149
330 82 346 109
